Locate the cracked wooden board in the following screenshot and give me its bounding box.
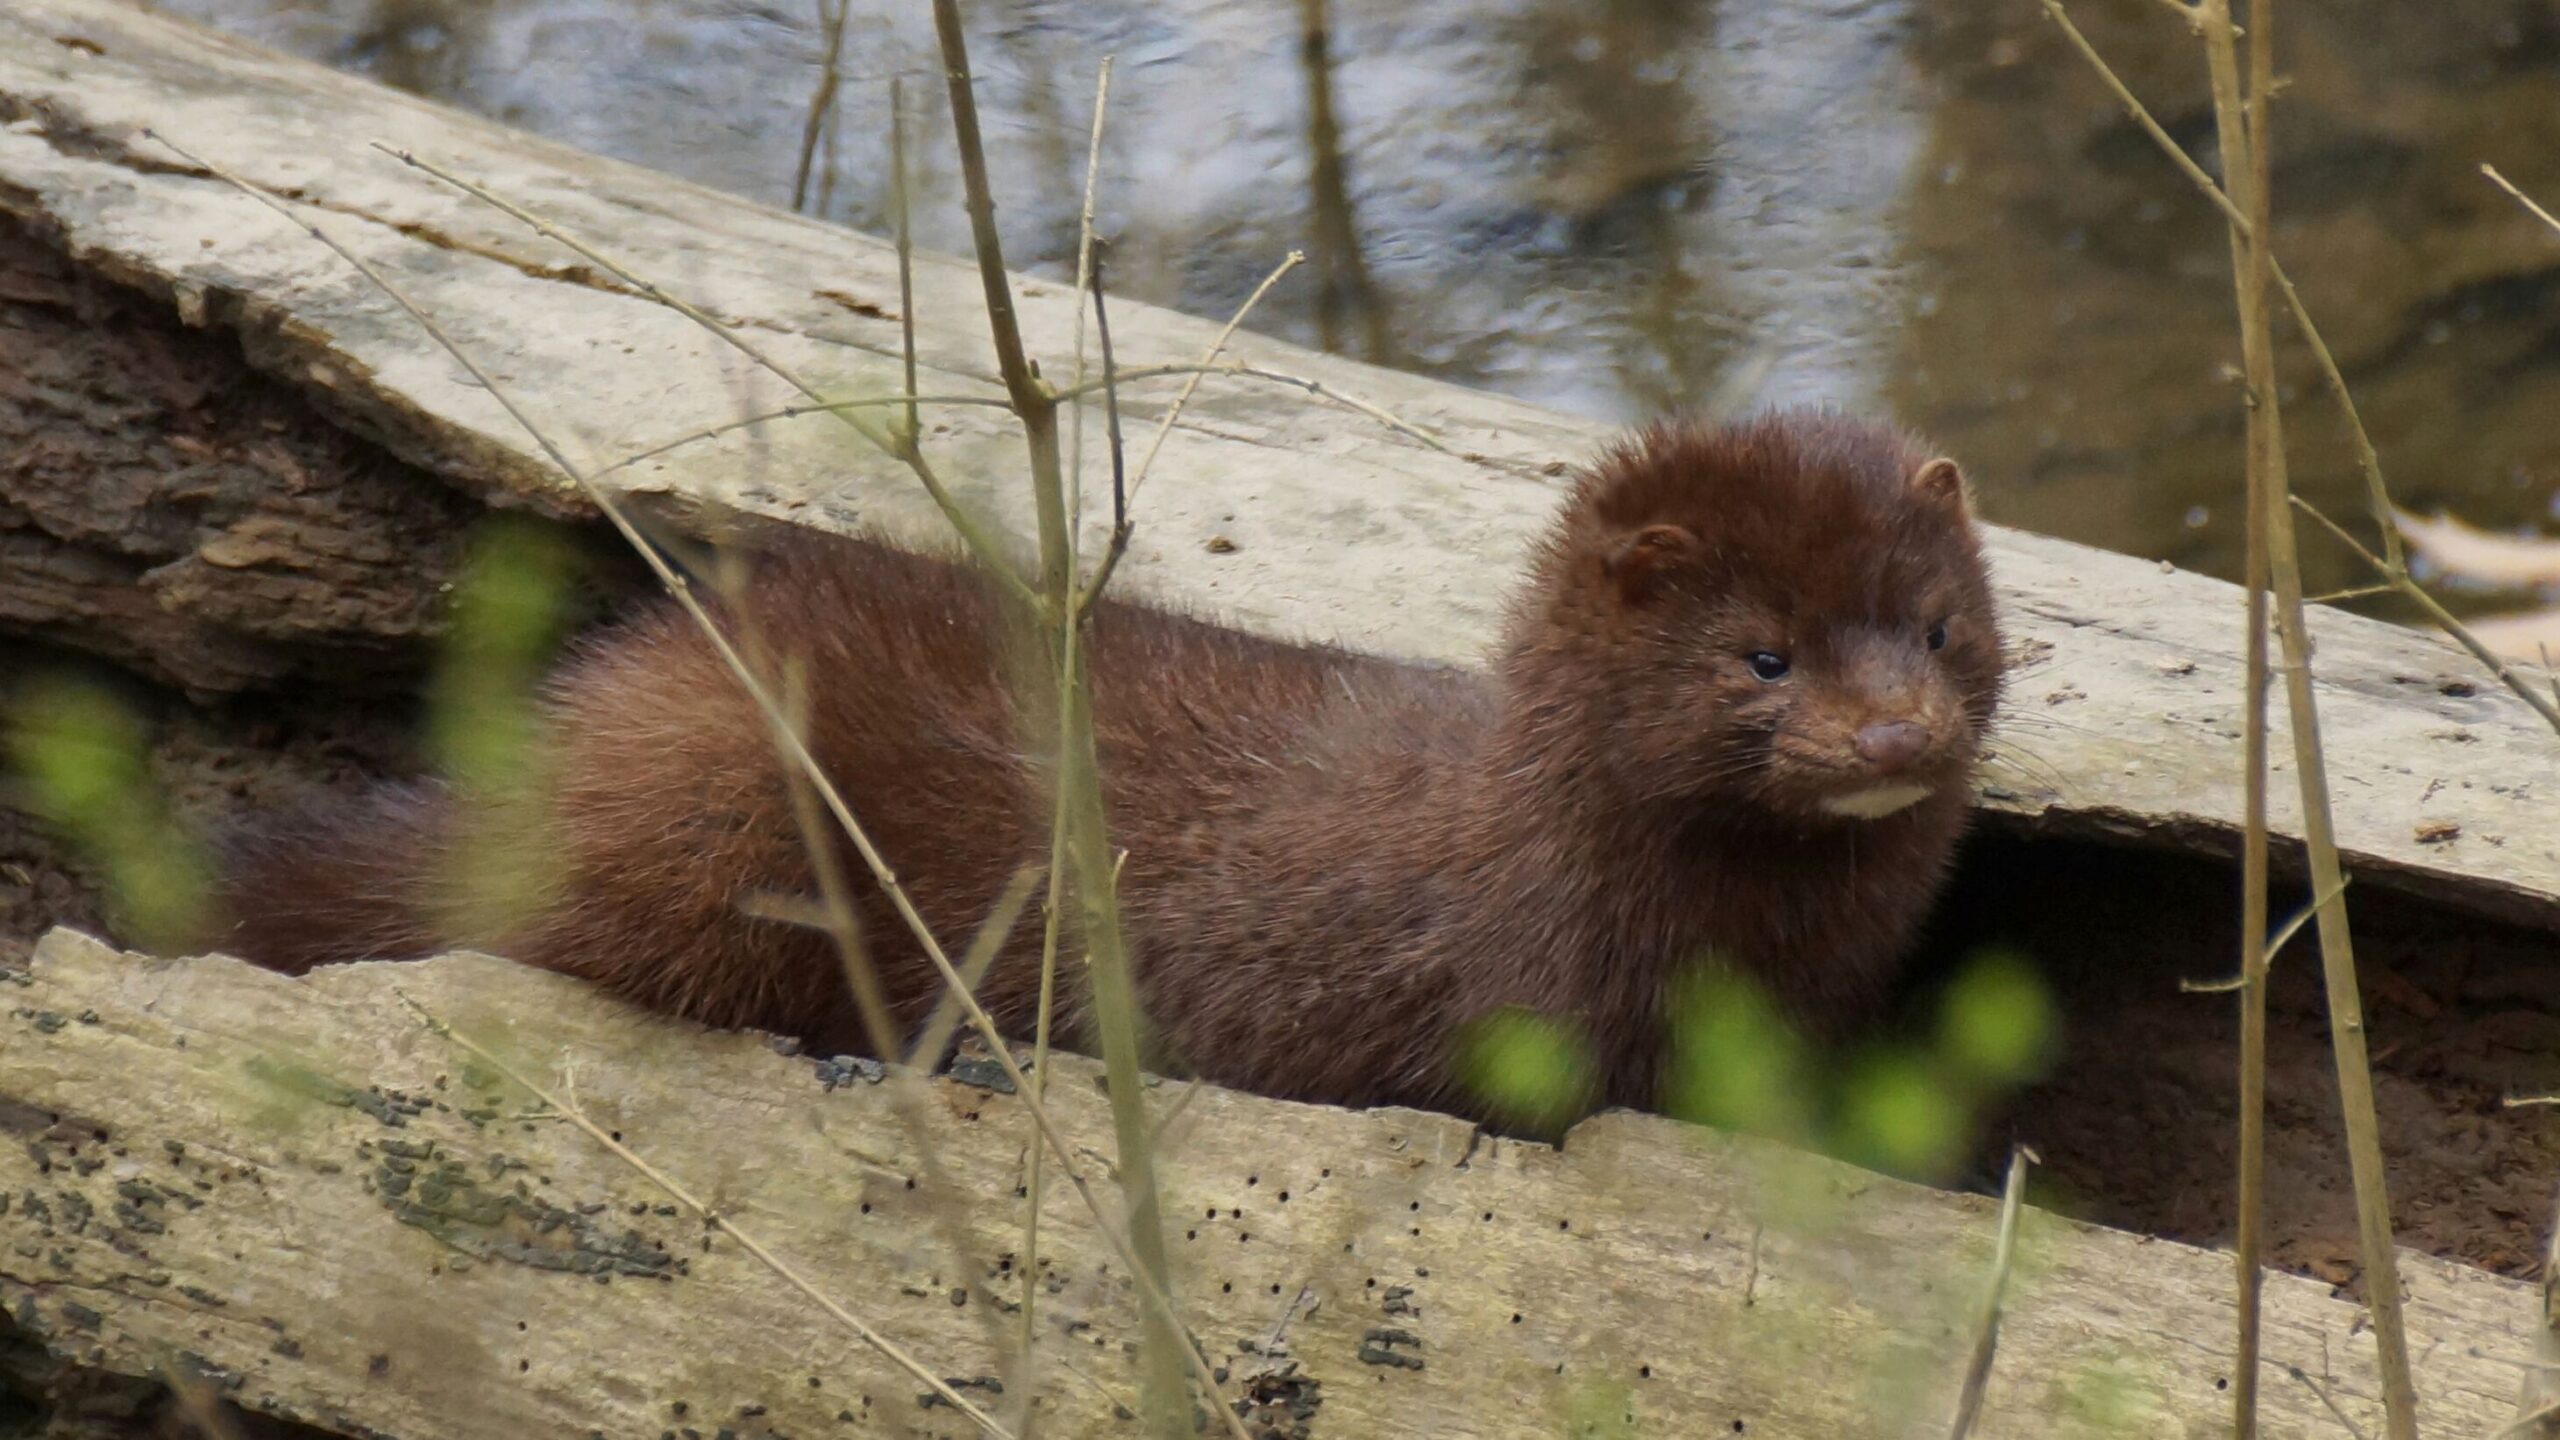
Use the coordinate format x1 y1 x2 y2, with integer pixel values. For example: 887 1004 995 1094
0 0 2554 926
0 927 2540 1438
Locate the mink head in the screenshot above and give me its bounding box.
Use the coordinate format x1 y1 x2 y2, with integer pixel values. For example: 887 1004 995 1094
1502 409 2006 825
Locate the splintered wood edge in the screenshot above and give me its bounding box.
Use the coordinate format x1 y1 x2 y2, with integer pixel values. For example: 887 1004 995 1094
0 928 2537 1438
1 0 2555 931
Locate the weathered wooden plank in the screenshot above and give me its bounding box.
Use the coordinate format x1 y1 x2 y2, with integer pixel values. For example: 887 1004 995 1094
0 927 2537 1438
0 0 2554 933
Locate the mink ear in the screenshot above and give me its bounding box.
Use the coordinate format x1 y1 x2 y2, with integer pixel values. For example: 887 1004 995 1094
1911 456 1969 514
1606 523 1701 603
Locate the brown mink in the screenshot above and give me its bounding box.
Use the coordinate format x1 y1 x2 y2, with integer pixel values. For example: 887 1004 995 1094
212 410 2006 1119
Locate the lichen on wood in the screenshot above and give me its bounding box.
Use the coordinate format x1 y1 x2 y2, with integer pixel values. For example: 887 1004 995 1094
0 929 2538 1437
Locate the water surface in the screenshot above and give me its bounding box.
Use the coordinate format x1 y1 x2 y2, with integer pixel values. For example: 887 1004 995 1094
145 0 2560 617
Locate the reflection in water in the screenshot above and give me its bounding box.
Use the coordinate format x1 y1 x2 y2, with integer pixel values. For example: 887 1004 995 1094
788 0 848 215
341 0 485 98
1900 0 2560 609
143 0 2560 608
1511 0 1726 417
1692 0 1927 415
1299 0 1396 365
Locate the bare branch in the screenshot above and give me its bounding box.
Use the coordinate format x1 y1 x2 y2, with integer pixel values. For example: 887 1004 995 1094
1947 1146 2036 1439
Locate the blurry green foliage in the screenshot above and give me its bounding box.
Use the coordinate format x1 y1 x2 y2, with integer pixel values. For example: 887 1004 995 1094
422 515 581 943
1458 1007 1598 1135
1834 1048 1969 1180
1451 949 2069 1438
426 515 580 792
6 677 209 952
1936 946 2058 1088
5 514 588 961
1460 948 2058 1189
1663 968 1816 1144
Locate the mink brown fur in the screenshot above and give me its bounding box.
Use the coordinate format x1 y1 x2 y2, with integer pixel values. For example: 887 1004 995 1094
212 410 2007 1119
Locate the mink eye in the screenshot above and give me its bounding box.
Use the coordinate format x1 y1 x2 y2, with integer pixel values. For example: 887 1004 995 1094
1746 651 1791 682
1926 621 1949 652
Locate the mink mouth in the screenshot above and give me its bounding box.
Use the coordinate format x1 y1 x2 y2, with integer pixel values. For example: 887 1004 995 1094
1817 783 1936 820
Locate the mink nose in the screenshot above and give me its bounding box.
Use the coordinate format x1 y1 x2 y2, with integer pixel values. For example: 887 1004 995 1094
1854 721 1929 774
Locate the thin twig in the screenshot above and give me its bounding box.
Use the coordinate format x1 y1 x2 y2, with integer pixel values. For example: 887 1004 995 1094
763 658 898 1062
1145 1076 1210 1151
1022 62 1115 1411
2483 163 2560 238
2305 583 2396 605
397 992 1013 1437
892 55 1053 1407
165 133 1241 1432
2179 875 2348 992
2287 1365 2375 1440
791 0 850 213
1066 58 1114 554
2468 1348 2560 1373
588 393 1017 484
902 865 1042 1073
1946 1147 2035 1440
930 0 1044 427
1020 753 1075 1401
156 1350 251 1440
1122 251 1304 509
753 651 1020 1356
1078 254 1134 612
2293 499 2560 732
2510 1182 2560 1436
1060 359 1445 454
2143 0 2233 32
371 142 1040 613
891 75 921 451
2496 1399 2560 1440
579 353 1446 500
2195 5 2419 1432
923 10 1220 1433
1093 259 1130 566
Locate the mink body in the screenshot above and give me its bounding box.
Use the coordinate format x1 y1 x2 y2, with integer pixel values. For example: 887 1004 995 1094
216 411 2006 1118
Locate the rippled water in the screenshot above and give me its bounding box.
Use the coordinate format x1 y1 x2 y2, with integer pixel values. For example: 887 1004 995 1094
144 0 2560 616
